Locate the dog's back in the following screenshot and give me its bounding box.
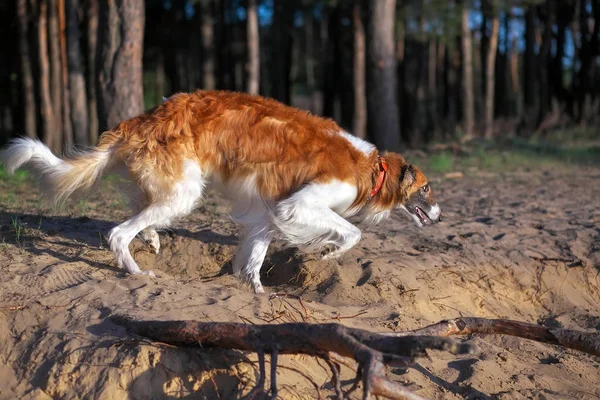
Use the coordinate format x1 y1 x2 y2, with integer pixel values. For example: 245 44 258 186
107 90 376 203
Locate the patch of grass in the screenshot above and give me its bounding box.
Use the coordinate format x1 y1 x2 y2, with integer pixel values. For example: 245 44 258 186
0 192 17 207
0 166 30 183
412 134 600 176
77 200 90 215
427 153 455 174
11 217 23 247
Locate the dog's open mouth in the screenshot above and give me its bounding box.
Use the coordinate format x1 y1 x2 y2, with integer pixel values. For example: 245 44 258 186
415 207 431 224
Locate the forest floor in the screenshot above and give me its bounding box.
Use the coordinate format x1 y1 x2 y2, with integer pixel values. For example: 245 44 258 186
0 140 599 399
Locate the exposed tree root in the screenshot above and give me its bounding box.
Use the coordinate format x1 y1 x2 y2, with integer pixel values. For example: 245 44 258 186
110 315 599 399
110 315 474 399
384 317 600 357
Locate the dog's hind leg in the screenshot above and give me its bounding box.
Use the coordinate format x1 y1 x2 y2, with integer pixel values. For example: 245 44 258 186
108 162 205 276
121 183 162 254
232 224 272 293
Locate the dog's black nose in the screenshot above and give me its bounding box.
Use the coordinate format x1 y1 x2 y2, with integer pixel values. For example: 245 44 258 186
437 213 442 222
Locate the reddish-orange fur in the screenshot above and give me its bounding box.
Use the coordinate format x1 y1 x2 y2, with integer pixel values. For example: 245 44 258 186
97 90 429 211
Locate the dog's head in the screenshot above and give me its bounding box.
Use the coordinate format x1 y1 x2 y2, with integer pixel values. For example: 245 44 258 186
397 164 441 227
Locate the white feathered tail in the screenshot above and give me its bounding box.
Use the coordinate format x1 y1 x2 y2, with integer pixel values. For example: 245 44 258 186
0 138 115 204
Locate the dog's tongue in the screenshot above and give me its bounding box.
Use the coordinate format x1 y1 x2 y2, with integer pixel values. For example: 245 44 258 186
416 207 426 221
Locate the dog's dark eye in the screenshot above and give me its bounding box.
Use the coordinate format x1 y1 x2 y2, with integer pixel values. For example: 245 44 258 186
421 185 429 193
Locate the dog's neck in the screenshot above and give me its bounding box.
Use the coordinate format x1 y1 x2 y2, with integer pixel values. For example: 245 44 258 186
360 152 408 217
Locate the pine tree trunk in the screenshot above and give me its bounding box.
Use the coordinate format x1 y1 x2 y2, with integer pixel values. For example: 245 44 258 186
484 15 499 139
511 35 522 117
200 0 215 90
428 38 439 139
48 0 64 138
445 39 460 140
396 19 406 143
66 0 89 145
524 5 538 129
537 0 553 127
412 15 427 147
305 9 319 113
37 0 59 151
366 0 400 151
503 11 512 117
322 6 338 119
96 0 145 130
460 1 475 140
58 0 73 147
86 0 99 142
271 0 294 104
17 0 37 138
352 0 366 139
246 0 259 95
436 40 446 140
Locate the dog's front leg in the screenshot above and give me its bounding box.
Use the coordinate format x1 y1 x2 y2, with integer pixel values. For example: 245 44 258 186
274 197 362 259
232 225 272 293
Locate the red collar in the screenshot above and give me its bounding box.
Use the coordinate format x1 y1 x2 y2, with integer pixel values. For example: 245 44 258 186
368 157 388 200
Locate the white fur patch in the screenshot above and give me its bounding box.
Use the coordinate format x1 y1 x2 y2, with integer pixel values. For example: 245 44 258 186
336 131 376 156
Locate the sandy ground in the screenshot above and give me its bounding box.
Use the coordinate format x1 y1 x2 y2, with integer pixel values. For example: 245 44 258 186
0 164 599 399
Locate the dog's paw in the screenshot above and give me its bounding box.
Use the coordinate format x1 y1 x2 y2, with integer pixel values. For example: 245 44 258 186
141 270 157 278
144 231 161 254
252 282 265 294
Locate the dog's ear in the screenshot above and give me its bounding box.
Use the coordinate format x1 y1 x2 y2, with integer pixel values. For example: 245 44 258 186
400 164 416 189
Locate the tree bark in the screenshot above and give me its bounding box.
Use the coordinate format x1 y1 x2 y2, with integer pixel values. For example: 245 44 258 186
436 40 446 140
304 8 319 113
66 0 89 145
366 0 400 151
86 0 99 142
484 15 499 139
271 0 294 104
460 1 475 140
48 0 63 138
524 5 538 129
352 0 366 139
503 10 512 117
428 37 439 140
246 0 259 95
386 317 600 357
322 6 339 119
17 0 37 138
510 34 521 117
200 0 216 90
37 0 59 151
412 15 427 147
396 19 406 143
538 0 554 127
96 0 145 130
573 0 599 123
58 0 73 147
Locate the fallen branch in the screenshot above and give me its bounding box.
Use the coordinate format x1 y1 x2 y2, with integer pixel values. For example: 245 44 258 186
384 317 600 357
110 315 600 399
110 315 474 400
